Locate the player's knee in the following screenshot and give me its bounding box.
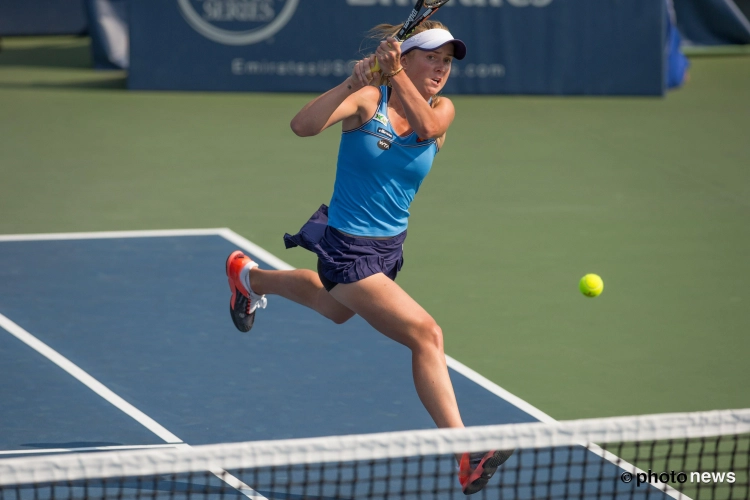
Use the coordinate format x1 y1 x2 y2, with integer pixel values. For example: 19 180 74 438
429 323 444 351
414 319 444 352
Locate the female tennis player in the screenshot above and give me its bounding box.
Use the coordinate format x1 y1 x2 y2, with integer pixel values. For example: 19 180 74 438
225 21 511 495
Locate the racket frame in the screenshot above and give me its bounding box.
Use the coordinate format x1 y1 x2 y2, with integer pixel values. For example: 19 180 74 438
372 0 451 74
396 0 451 42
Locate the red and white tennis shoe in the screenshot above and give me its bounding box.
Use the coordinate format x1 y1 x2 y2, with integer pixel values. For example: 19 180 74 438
458 449 514 495
225 250 267 332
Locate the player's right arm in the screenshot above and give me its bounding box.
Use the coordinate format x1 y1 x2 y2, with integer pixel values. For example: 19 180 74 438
290 57 380 137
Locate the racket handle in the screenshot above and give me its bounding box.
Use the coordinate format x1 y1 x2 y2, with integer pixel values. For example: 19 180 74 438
371 39 398 74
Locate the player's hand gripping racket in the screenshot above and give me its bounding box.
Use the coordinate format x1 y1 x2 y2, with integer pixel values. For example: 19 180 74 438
372 0 452 74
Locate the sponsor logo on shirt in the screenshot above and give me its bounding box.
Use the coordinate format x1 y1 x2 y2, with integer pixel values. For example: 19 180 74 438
377 139 392 150
377 127 394 139
374 112 389 126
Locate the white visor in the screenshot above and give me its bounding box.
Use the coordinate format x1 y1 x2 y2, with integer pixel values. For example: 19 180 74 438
401 29 467 60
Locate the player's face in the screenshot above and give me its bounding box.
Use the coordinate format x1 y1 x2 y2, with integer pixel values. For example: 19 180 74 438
403 45 454 97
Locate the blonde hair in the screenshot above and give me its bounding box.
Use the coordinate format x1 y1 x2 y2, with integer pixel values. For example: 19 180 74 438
366 20 451 107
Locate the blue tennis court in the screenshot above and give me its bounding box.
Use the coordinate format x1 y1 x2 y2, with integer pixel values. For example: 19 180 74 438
0 229 543 452
0 230 683 500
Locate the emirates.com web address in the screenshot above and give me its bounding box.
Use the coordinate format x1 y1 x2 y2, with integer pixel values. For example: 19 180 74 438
231 58 505 78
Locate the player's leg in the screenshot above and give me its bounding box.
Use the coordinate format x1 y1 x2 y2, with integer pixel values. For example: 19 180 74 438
250 267 355 325
227 251 354 329
329 273 513 494
329 272 464 429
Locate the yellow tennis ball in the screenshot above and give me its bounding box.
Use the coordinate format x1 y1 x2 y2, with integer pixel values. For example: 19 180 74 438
579 274 604 297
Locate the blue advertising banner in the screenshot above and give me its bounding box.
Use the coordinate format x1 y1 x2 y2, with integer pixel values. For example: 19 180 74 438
129 0 665 96
674 0 750 45
0 0 87 36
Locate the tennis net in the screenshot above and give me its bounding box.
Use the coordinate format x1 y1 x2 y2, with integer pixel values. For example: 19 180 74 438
0 409 748 500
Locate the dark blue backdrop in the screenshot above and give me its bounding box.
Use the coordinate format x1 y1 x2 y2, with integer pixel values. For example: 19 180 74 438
0 0 86 36
674 0 750 45
129 0 666 96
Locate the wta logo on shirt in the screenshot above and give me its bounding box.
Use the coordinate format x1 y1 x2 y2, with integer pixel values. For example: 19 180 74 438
377 139 392 150
177 0 299 45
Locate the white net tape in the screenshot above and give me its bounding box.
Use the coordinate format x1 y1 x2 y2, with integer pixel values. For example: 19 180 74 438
1 409 748 487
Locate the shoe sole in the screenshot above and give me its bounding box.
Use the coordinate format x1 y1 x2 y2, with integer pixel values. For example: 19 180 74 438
229 296 255 332
463 449 515 495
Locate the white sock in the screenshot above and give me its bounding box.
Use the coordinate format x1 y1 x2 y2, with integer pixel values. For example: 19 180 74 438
238 261 267 311
239 261 259 295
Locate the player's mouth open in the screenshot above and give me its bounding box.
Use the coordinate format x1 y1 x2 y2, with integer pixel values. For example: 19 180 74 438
431 78 442 85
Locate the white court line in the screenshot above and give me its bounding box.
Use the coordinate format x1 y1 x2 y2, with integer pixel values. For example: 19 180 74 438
445 356 556 424
217 228 295 271
171 443 267 500
0 228 224 242
0 313 267 500
0 444 181 457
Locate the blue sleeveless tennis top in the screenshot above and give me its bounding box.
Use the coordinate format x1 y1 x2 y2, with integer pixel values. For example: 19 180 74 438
328 86 438 237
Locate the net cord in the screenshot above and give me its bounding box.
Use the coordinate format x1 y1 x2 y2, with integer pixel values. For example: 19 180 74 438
1 409 748 487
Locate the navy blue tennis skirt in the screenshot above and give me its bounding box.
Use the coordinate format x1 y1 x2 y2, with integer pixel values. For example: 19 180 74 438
283 204 405 291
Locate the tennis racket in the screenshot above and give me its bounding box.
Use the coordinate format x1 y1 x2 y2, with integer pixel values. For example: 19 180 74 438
372 0 452 74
